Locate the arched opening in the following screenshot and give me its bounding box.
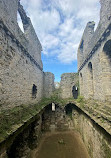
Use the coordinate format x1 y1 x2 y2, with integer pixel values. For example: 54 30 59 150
32 84 37 99
79 72 83 96
72 85 78 99
88 62 93 72
41 104 66 132
101 40 111 101
80 73 82 78
17 11 24 33
65 104 73 116
80 40 84 53
88 62 94 98
103 40 111 59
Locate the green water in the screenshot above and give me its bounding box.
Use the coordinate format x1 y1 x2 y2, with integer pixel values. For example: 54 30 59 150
35 131 90 158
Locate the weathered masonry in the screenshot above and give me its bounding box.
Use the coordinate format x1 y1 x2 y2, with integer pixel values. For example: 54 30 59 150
0 0 111 158
0 103 77 158
0 102 111 158
78 0 111 101
60 73 79 99
0 0 54 108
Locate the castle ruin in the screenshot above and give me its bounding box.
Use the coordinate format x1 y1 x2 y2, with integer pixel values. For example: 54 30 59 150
60 73 79 99
0 0 55 108
0 0 111 158
78 0 111 101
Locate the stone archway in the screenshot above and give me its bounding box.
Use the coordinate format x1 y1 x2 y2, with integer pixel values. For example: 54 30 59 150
79 72 83 96
72 85 78 99
101 40 111 101
41 103 67 132
88 62 94 98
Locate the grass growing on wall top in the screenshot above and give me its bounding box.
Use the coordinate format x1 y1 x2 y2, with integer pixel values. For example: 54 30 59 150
0 91 110 145
0 90 78 143
0 98 53 143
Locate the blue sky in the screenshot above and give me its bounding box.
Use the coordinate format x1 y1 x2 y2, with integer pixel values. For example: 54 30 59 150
19 0 100 82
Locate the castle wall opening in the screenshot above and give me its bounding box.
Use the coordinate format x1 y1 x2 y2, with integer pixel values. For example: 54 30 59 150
88 62 94 98
17 11 24 33
101 40 111 101
32 84 37 99
80 40 84 53
72 85 78 99
65 104 73 115
79 72 83 96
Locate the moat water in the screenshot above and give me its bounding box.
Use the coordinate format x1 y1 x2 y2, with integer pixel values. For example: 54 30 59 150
35 131 90 158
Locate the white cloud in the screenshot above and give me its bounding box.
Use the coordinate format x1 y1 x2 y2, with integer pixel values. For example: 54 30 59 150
58 42 79 63
29 9 60 33
20 0 100 64
59 17 75 37
41 33 60 53
52 0 77 16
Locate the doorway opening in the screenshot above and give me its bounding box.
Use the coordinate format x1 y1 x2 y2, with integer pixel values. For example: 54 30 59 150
88 62 94 98
72 85 78 99
32 84 37 99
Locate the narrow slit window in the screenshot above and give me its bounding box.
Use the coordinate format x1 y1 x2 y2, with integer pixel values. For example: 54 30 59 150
32 84 37 99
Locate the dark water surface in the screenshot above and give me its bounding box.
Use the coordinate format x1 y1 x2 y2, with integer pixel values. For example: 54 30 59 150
35 131 90 158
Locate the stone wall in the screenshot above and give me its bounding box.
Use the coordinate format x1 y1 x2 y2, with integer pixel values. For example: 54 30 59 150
42 104 74 132
60 73 79 99
77 21 95 68
7 114 42 158
43 72 55 98
18 2 43 68
0 0 54 108
0 102 111 158
0 0 18 35
72 106 111 158
78 0 111 101
0 103 74 158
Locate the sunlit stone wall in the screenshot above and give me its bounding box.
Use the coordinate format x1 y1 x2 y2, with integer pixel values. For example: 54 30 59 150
78 0 111 101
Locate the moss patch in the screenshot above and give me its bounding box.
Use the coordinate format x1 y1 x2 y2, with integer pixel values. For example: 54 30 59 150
0 98 52 143
0 92 111 147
